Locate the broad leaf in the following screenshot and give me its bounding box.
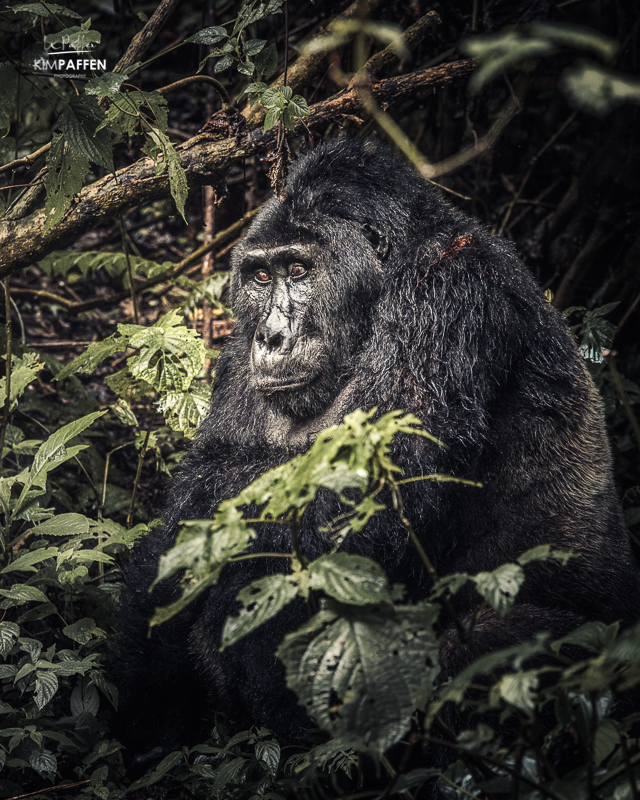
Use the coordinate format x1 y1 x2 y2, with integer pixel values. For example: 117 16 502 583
279 602 439 753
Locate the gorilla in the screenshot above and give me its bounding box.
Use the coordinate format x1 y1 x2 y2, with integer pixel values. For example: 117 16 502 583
115 136 639 762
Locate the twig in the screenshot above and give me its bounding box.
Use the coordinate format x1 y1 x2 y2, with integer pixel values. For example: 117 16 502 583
0 278 12 472
127 410 157 528
156 74 231 107
7 780 90 800
11 207 261 314
120 216 139 323
113 0 182 75
0 143 50 175
357 11 441 80
497 112 577 236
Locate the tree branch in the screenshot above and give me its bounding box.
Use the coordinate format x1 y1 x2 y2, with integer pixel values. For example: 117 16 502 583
113 0 182 75
0 59 475 279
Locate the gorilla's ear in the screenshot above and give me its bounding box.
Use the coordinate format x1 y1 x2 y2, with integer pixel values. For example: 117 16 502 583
362 223 390 261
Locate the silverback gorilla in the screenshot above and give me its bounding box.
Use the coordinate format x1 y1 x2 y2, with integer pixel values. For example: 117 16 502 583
115 136 639 761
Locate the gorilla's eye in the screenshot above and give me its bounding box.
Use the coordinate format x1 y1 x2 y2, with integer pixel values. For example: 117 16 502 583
254 269 271 284
290 264 307 279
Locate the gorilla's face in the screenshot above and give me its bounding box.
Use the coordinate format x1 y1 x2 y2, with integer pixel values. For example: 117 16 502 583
233 226 387 421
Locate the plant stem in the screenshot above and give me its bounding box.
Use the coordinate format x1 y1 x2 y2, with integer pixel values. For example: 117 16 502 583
0 277 12 473
127 411 157 528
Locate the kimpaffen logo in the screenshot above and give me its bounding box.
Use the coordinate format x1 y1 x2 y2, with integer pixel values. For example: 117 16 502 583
33 36 107 78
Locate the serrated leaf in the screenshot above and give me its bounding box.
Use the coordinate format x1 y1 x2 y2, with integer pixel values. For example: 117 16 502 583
0 353 43 411
233 0 283 35
309 554 392 605
85 72 127 98
157 384 210 435
254 42 277 78
1 547 58 574
151 514 256 627
244 39 266 56
263 106 281 132
0 585 49 606
29 748 57 775
237 60 255 76
12 2 81 18
44 134 90 231
288 95 309 117
63 618 96 645
214 54 234 72
56 334 125 381
60 96 113 171
255 740 280 777
490 670 538 716
186 26 228 45
279 603 439 753
473 562 524 620
144 127 187 221
222 574 300 650
35 671 58 709
26 411 106 491
0 622 20 657
70 679 100 716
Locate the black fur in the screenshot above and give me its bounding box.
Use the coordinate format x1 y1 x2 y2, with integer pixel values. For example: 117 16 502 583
114 137 639 758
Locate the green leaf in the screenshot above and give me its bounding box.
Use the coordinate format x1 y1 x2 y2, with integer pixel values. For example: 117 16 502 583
255 740 280 777
279 602 439 754
237 60 255 76
27 411 106 490
593 718 620 766
29 748 57 776
60 96 113 171
63 618 96 645
125 309 206 393
56 334 125 381
489 670 538 716
309 554 392 605
0 622 20 657
263 106 281 131
23 513 91 538
214 54 234 72
143 127 188 221
516 544 573 566
12 3 81 18
0 352 42 411
244 39 267 56
473 562 524 620
44 134 90 232
151 512 256 626
85 72 127 98
156 383 210 436
233 0 283 35
254 43 277 78
186 26 228 45
0 64 20 137
108 90 168 137
70 678 100 716
222 574 301 650
1 547 58 574
0 585 49 607
34 671 59 709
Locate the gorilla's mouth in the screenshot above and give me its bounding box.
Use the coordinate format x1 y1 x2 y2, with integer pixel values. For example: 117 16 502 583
256 375 316 393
